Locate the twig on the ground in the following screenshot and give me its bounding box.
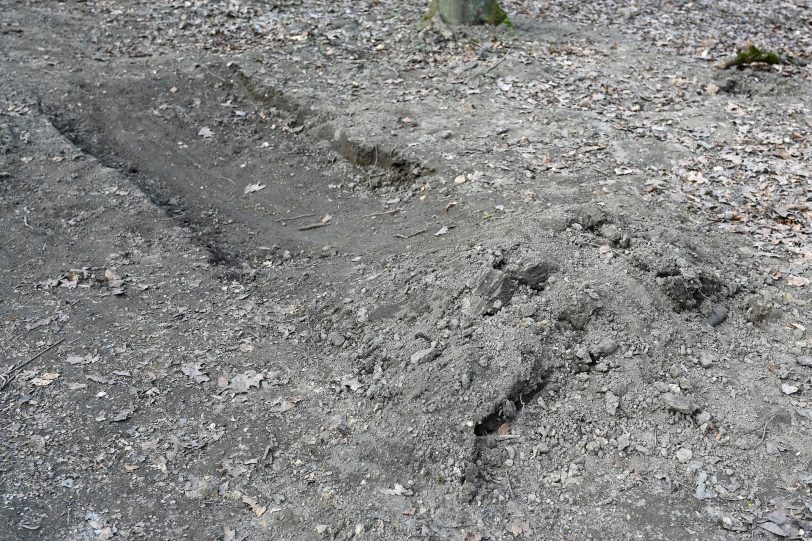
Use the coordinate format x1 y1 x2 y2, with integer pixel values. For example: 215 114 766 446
0 338 65 391
298 222 328 231
202 64 227 82
394 228 426 239
275 213 315 223
752 414 778 449
361 208 402 219
470 55 507 79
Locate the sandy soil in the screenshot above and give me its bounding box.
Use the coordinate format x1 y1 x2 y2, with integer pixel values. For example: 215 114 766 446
1 1 811 540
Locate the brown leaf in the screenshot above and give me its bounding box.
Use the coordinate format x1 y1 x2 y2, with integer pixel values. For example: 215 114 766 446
241 495 267 517
509 519 530 537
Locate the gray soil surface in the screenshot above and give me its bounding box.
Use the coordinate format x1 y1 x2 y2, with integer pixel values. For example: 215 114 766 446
1 1 811 540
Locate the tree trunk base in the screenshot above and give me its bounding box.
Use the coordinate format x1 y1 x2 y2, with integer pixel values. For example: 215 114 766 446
425 0 510 26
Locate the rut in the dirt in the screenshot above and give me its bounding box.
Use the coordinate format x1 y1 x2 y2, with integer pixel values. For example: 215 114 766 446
229 63 431 184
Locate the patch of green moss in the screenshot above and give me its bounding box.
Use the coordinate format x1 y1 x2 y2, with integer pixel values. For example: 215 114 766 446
735 45 780 65
723 45 798 69
484 0 512 27
423 0 438 22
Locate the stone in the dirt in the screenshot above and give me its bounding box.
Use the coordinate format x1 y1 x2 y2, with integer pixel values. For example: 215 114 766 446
781 383 798 395
571 204 606 231
410 341 438 364
598 223 622 243
698 351 714 369
328 332 345 347
706 305 729 327
592 339 619 358
695 411 712 425
501 399 517 420
617 433 630 451
797 356 812 367
662 393 696 414
605 391 620 416
675 448 693 463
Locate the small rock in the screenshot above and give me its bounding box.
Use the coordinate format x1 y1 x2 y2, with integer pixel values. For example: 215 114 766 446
593 339 619 358
605 391 620 416
598 223 622 243
797 356 812 367
676 448 693 463
617 433 630 451
781 383 799 395
698 351 714 369
410 341 438 364
328 332 345 347
501 399 517 420
662 393 696 414
695 411 712 425
706 305 729 327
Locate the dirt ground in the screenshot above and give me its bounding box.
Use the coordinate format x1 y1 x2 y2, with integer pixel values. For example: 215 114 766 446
1 1 811 540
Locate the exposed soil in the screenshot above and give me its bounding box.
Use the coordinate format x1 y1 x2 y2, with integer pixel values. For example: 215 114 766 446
1 1 811 540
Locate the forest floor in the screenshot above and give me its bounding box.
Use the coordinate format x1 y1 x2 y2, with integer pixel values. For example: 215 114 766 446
1 1 812 540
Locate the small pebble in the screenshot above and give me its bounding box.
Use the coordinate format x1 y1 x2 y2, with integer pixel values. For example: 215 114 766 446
676 448 693 463
781 383 799 395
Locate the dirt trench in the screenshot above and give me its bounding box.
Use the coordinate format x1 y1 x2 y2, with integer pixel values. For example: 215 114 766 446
41 62 441 273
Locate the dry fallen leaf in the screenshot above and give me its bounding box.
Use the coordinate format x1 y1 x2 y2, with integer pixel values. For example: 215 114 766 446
787 275 809 287
243 183 266 195
31 372 60 386
66 354 98 365
269 396 302 413
181 362 210 383
241 495 267 517
509 519 531 537
380 483 413 496
105 269 123 289
227 371 265 393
